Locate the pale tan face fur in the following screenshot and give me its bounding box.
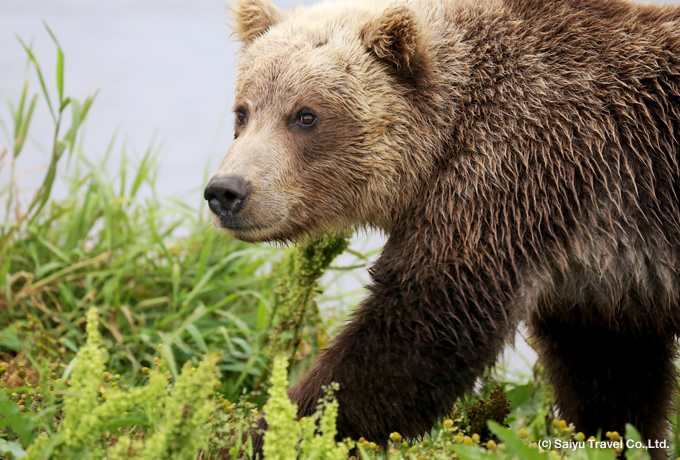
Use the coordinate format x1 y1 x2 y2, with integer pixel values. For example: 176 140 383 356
209 0 435 242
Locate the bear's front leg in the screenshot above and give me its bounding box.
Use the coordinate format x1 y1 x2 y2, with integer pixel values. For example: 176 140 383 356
286 230 517 445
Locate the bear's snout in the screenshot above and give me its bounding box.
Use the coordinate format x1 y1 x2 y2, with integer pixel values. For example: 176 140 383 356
204 175 250 218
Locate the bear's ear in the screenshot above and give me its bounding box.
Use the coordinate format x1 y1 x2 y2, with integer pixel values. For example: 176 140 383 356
360 5 423 74
230 0 282 44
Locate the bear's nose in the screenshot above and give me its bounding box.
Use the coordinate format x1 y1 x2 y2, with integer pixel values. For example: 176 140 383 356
204 175 250 216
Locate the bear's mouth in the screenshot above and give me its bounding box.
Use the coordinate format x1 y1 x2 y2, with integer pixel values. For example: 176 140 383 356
215 213 244 230
214 216 281 242
205 187 289 242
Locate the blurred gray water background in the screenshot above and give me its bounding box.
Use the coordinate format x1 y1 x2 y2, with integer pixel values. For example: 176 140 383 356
2 0 679 379
1 0 311 203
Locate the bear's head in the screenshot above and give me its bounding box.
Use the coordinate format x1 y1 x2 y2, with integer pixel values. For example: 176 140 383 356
205 0 438 242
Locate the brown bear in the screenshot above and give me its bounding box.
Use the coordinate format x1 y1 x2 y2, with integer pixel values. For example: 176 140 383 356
204 0 680 456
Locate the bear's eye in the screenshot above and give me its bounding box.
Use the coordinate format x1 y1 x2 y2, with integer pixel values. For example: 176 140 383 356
295 110 318 128
299 113 316 125
235 109 247 126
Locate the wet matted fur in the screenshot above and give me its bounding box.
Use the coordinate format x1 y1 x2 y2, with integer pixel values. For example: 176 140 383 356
209 0 680 457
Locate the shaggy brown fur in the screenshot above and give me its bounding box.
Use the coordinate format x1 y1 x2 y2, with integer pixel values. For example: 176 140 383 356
206 0 680 457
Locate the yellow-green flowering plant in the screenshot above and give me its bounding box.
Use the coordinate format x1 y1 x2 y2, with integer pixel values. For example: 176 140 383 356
263 354 350 460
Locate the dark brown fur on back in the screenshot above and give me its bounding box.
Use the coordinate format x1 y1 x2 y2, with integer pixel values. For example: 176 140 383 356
217 0 680 457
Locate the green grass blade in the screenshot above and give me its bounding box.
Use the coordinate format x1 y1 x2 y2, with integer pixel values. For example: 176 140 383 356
16 36 55 122
119 141 128 198
14 93 38 158
158 332 179 378
12 80 28 139
185 324 208 352
43 21 62 48
60 92 96 157
80 91 97 121
57 52 64 104
171 262 180 308
102 128 119 166
36 235 70 263
130 141 155 198
42 22 65 105
66 97 80 156
56 48 64 105
59 96 71 112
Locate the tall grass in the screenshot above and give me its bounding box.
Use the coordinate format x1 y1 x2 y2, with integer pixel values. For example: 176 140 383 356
0 27 287 400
